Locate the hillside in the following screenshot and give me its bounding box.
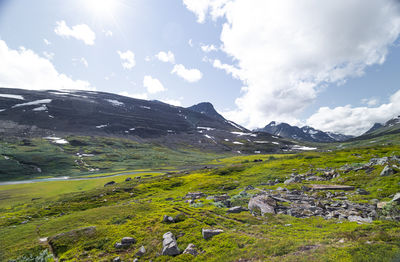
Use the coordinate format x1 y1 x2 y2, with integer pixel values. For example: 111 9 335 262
355 116 400 140
1 145 399 261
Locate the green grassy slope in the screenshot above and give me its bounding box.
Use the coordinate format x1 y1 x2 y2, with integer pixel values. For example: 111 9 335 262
1 145 399 261
0 136 225 181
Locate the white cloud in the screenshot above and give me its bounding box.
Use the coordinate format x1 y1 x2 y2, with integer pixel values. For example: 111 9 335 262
183 0 230 23
361 97 379 106
171 64 203 83
306 89 400 135
155 51 175 63
43 51 54 60
184 0 400 129
54 20 96 45
119 91 148 100
212 59 240 79
188 39 194 47
0 40 93 90
117 50 135 69
161 98 182 107
143 75 166 94
200 44 218 52
43 39 51 45
73 57 89 67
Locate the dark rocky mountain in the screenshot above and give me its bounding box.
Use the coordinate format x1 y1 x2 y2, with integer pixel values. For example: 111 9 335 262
356 115 400 140
256 121 353 143
0 88 303 153
365 123 384 134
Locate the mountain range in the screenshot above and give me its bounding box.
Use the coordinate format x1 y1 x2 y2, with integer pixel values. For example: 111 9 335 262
256 121 353 143
0 88 295 154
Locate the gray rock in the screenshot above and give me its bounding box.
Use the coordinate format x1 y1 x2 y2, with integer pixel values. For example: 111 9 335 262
380 165 394 176
356 188 370 195
114 242 124 249
135 245 146 257
125 177 132 181
121 237 136 245
227 206 247 213
370 157 389 166
392 193 400 203
163 215 175 223
133 259 139 262
113 257 121 262
248 195 276 215
162 232 180 256
348 216 373 223
183 243 199 256
202 228 224 240
185 192 206 199
104 181 116 187
284 176 302 185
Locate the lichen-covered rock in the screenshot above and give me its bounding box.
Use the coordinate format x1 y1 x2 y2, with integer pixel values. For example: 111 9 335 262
202 228 224 240
162 232 180 256
380 165 394 176
248 195 277 215
227 206 247 213
183 243 199 256
135 246 146 257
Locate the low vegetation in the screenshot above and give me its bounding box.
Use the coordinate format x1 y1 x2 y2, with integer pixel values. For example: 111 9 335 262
1 145 399 261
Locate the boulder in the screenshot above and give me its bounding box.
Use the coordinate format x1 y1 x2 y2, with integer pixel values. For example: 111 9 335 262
121 237 136 245
113 257 121 262
183 243 199 256
309 184 354 191
284 176 302 185
356 188 370 195
162 232 180 256
163 215 175 223
135 246 146 257
227 206 247 213
248 195 276 215
185 192 206 199
202 228 224 240
348 216 373 223
392 193 400 203
125 177 132 181
104 181 116 187
380 165 394 176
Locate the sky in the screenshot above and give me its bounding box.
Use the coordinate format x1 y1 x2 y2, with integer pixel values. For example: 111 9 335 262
0 0 400 136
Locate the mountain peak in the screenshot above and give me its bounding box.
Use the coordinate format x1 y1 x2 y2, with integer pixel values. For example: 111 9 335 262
187 102 225 121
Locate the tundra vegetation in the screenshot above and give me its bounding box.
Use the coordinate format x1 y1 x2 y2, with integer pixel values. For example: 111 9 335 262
1 138 400 261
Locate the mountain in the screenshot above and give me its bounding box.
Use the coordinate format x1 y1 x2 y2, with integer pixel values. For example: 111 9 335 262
356 115 400 140
0 88 298 154
256 121 353 143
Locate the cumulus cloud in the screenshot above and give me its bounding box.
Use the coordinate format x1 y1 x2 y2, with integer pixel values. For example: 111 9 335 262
306 89 400 135
119 91 148 100
171 64 203 82
143 75 166 94
43 51 54 60
0 40 93 90
103 30 113 37
54 20 96 45
117 50 135 70
361 97 379 107
184 0 400 130
160 98 182 107
182 0 229 23
155 51 175 63
43 39 51 45
212 59 240 79
200 44 218 52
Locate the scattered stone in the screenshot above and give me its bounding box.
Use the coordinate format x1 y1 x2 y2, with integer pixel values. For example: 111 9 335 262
245 185 255 190
115 236 136 248
248 195 277 215
370 157 389 166
104 181 116 187
162 232 180 256
227 206 247 213
392 193 400 203
348 216 373 223
309 184 355 191
21 220 29 224
183 243 199 256
135 246 146 257
133 259 139 262
356 188 370 195
380 165 394 176
253 159 263 162
113 257 121 262
163 215 175 223
135 176 141 179
125 177 132 181
185 192 206 199
202 228 224 240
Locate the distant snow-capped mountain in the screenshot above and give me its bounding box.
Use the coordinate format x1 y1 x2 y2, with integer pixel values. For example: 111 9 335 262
255 121 353 143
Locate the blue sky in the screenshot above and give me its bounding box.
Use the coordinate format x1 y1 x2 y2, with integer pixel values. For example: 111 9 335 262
1 0 400 135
